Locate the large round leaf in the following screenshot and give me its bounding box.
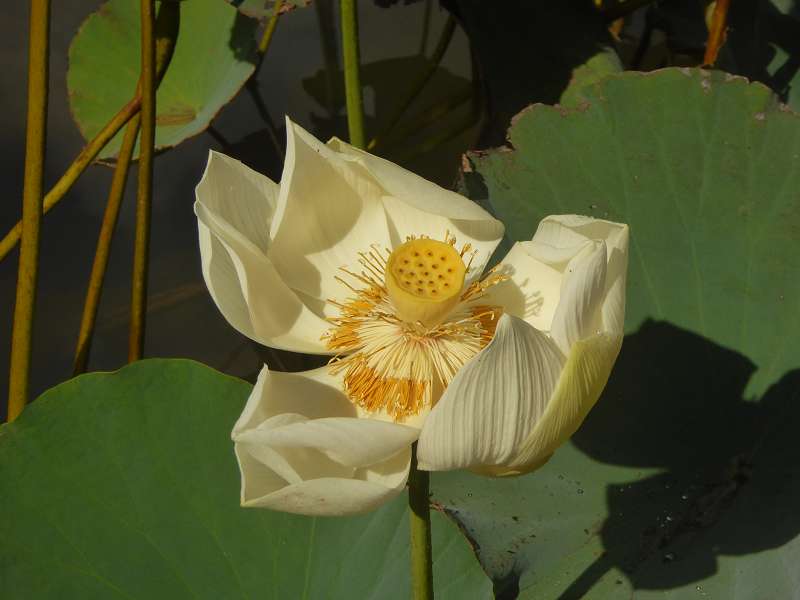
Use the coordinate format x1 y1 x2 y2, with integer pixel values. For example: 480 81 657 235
68 0 258 160
433 68 800 598
0 359 492 599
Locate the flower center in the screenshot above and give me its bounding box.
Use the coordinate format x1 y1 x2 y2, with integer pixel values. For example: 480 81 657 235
323 234 506 422
385 238 466 327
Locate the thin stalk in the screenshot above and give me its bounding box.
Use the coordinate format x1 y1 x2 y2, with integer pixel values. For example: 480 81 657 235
245 0 285 159
381 86 472 149
73 114 141 375
8 0 51 422
73 1 177 373
703 0 731 66
257 0 284 58
128 0 157 362
367 15 456 151
0 97 140 264
408 444 434 600
340 0 365 149
0 0 178 266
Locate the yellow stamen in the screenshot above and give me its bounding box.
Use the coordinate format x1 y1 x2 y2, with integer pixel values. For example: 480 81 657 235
323 236 506 421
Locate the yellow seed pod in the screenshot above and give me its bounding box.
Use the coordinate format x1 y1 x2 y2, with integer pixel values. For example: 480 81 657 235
385 238 466 327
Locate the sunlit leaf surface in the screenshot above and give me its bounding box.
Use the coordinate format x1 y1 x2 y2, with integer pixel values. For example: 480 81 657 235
68 0 259 160
434 68 800 599
0 359 492 599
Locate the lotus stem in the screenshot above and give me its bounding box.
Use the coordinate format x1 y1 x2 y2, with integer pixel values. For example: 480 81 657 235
73 114 141 375
340 0 365 149
128 0 157 362
7 0 51 422
408 444 434 600
703 0 730 66
367 15 456 151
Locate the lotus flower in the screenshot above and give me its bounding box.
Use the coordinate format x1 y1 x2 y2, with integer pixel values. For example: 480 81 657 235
194 118 629 516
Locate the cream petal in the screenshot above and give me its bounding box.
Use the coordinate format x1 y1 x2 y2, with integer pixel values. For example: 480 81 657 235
500 332 623 475
239 471 410 516
549 240 608 355
237 416 418 469
326 137 504 276
195 150 278 252
535 215 629 335
380 196 504 280
233 365 415 516
195 152 332 354
196 207 332 354
416 314 565 471
485 241 572 332
267 118 392 302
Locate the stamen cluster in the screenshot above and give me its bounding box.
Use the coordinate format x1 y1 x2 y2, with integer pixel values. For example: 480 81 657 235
323 236 506 421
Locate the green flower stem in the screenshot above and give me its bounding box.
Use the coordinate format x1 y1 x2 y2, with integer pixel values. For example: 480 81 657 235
73 114 141 375
367 15 456 151
128 0 157 363
408 444 434 600
340 0 365 149
8 0 51 422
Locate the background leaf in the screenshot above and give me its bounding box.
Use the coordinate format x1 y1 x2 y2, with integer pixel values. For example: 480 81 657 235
434 68 800 599
67 0 259 160
0 359 492 599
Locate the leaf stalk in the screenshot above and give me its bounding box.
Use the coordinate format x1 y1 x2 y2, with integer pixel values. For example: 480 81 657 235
8 0 51 421
128 0 158 362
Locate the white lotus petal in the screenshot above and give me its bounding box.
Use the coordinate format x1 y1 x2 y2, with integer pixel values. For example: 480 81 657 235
484 241 569 332
268 119 392 302
195 152 332 354
416 314 565 471
195 151 277 252
233 365 415 515
236 416 418 468
233 365 355 434
549 240 608 355
501 331 623 475
535 216 630 334
327 137 504 276
238 468 410 516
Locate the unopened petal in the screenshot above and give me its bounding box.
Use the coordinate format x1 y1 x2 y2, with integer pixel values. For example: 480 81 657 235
416 314 564 471
549 240 608 355
233 366 416 516
535 215 630 334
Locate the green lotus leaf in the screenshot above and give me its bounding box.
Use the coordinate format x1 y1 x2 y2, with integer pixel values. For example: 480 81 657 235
68 0 258 160
434 68 800 599
0 359 492 599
